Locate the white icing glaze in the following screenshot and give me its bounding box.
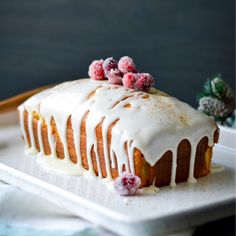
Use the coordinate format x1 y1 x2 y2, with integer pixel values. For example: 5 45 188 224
19 105 28 148
139 185 160 195
27 112 37 154
37 119 44 156
210 163 225 173
18 78 218 186
170 148 177 187
187 142 197 184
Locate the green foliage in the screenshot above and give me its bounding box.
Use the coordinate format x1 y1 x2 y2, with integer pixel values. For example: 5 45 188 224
196 91 206 102
203 78 213 96
197 74 235 125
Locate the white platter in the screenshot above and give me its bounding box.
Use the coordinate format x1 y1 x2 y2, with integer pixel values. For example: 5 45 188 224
0 112 235 236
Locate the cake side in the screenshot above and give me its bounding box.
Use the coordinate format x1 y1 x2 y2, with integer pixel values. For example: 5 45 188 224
18 78 219 187
22 110 218 187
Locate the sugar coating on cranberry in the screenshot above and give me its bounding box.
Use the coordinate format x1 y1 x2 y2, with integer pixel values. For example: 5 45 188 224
118 56 137 74
123 73 137 89
107 69 123 85
103 57 118 75
135 73 154 92
88 59 105 80
114 172 141 196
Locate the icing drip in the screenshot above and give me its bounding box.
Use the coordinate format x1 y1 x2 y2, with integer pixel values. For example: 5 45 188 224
19 106 28 148
46 118 56 157
61 116 70 161
71 110 84 169
210 163 224 173
170 148 177 187
94 142 102 177
18 78 217 187
139 185 160 195
85 111 96 175
187 142 197 183
27 112 37 154
127 141 135 174
37 118 44 156
102 118 112 179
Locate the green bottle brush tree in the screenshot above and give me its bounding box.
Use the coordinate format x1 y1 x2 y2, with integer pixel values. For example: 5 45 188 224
197 74 235 128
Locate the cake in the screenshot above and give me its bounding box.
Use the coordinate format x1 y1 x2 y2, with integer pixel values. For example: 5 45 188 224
18 78 219 188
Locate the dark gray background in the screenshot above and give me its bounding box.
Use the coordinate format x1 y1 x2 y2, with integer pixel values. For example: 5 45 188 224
0 0 235 107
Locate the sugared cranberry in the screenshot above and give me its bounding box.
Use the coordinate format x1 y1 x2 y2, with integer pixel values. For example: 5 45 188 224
135 73 154 92
114 172 141 196
103 57 118 75
123 73 137 89
118 56 137 74
88 59 105 80
107 69 123 85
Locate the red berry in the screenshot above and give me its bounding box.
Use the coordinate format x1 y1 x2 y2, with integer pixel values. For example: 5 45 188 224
114 172 141 196
118 56 137 74
123 73 137 89
88 59 105 80
135 73 154 92
103 57 118 75
107 69 123 85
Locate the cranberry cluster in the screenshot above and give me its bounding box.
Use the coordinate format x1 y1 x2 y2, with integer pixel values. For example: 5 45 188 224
88 56 155 92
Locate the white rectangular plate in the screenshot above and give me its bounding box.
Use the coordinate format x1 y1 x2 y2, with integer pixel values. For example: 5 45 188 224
0 112 235 236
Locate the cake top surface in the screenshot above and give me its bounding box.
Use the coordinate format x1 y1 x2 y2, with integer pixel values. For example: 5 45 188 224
20 78 217 167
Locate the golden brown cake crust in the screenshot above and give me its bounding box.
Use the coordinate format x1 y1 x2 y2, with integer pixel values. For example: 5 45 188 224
23 111 218 187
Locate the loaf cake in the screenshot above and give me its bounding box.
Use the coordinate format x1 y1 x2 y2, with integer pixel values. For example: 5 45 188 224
18 78 218 188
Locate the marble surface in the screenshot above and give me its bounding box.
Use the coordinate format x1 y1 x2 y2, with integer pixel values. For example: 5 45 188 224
0 181 234 236
0 181 114 236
